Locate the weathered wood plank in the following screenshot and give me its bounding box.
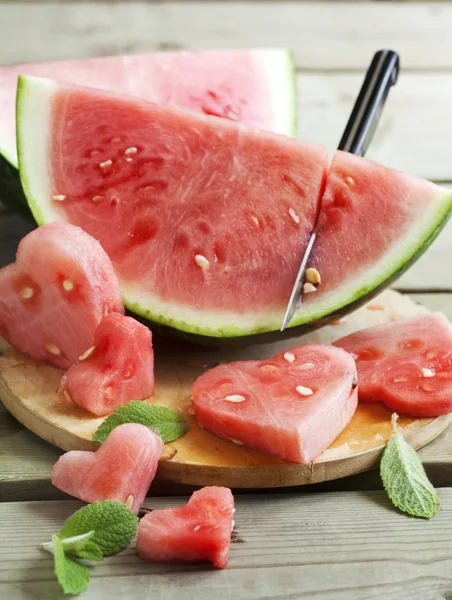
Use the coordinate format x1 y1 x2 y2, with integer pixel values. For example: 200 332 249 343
1 491 452 599
2 2 452 71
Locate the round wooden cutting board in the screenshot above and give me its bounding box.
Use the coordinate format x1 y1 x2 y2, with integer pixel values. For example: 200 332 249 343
1 289 451 488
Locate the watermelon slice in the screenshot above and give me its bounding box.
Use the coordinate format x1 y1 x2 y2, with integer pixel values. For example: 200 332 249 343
192 345 357 463
136 486 234 568
16 77 452 341
0 222 124 369
0 49 297 214
17 76 327 337
334 313 452 417
59 313 154 416
51 423 164 514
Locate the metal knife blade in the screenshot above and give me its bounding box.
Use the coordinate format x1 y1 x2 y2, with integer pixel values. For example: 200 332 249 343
280 49 400 331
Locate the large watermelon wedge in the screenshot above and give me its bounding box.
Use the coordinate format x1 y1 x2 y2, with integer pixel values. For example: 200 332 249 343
0 49 297 216
17 76 452 343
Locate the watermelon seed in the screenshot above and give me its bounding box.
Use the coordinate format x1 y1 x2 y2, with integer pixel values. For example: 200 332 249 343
62 279 74 292
89 150 101 157
105 386 114 398
422 367 435 378
393 377 408 383
194 254 210 269
284 352 295 363
45 343 61 356
111 137 121 143
125 158 133 163
92 195 105 204
345 176 355 186
103 305 109 317
260 365 278 372
52 194 66 202
19 287 34 300
422 383 434 392
250 215 259 228
437 372 452 378
193 525 201 532
99 160 113 169
124 147 138 156
303 283 317 294
426 351 437 360
296 385 313 396
306 268 321 286
288 207 301 225
79 346 95 362
125 495 134 510
224 395 246 403
298 362 315 370
229 438 244 445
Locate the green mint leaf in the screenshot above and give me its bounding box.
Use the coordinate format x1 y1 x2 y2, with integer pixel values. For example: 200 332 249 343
380 413 440 519
60 501 138 556
53 535 90 595
41 531 103 562
93 401 188 444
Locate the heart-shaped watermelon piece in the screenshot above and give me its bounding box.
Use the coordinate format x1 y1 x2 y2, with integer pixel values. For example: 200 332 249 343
137 486 234 568
0 222 124 369
51 423 164 514
192 344 358 463
59 312 154 416
334 312 452 417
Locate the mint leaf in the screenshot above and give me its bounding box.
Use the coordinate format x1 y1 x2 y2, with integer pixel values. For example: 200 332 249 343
93 401 188 444
60 501 138 556
380 413 440 519
53 535 90 595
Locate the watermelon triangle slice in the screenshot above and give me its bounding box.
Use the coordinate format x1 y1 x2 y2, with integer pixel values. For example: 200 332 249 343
16 76 452 342
0 50 297 215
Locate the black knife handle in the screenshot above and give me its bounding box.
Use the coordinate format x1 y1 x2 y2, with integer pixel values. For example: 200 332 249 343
338 49 399 157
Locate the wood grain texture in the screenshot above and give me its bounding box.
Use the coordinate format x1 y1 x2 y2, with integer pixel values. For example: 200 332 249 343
1 491 452 599
2 2 452 71
1 289 451 489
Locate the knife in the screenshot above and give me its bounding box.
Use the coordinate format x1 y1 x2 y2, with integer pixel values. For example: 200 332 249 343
280 49 400 331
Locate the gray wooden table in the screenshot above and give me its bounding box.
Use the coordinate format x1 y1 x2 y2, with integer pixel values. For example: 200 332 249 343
1 2 452 598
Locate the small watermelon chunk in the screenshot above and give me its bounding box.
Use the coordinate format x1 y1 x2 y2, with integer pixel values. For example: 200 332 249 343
51 423 164 514
334 312 452 417
60 313 154 416
136 486 234 569
0 222 124 369
192 345 357 463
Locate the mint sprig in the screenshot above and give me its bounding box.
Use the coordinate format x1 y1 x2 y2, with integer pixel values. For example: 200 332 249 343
93 401 188 444
380 413 440 519
41 501 138 595
53 535 90 595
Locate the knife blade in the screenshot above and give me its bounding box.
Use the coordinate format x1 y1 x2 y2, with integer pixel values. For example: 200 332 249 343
280 49 400 331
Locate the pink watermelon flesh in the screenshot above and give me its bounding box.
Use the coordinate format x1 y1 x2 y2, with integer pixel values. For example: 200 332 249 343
51 423 164 514
305 151 451 312
192 345 358 463
334 313 452 418
0 222 124 369
59 313 154 416
136 486 234 569
44 81 326 318
1 49 293 165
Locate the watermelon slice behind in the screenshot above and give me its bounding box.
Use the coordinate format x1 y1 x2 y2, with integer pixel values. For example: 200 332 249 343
0 222 124 369
16 77 452 344
334 312 452 417
0 49 297 216
192 344 358 463
51 423 164 515
60 313 154 416
136 486 235 569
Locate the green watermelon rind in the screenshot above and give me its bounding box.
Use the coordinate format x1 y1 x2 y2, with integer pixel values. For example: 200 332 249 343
2 48 298 219
16 75 452 340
